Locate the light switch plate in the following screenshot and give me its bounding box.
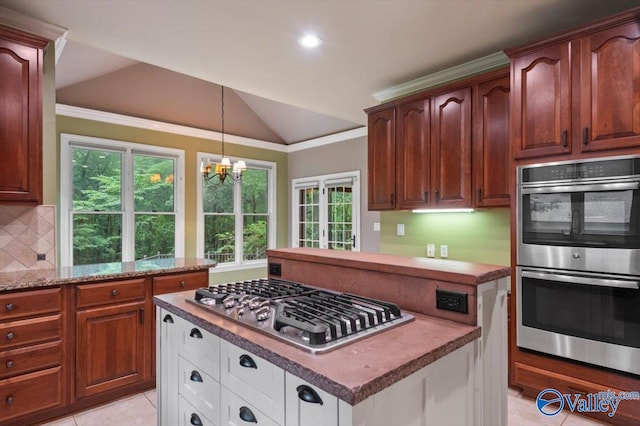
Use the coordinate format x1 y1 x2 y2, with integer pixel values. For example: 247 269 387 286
440 245 448 258
396 224 405 236
373 222 381 232
427 244 435 257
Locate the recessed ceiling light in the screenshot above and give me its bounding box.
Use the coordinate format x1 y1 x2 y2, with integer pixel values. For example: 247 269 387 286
299 34 321 48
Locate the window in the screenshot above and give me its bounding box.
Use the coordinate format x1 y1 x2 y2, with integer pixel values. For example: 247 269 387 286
60 134 185 266
292 171 360 251
197 153 276 269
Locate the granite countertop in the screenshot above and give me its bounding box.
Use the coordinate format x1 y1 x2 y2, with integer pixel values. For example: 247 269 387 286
154 290 481 406
267 247 510 285
0 258 216 292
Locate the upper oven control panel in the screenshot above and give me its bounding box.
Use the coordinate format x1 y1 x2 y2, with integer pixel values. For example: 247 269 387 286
520 156 640 184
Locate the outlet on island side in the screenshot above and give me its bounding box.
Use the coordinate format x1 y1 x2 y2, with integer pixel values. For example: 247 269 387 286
37 253 46 261
436 289 468 314
268 262 281 276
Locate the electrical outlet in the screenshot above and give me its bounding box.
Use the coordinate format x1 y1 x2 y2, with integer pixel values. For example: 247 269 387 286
440 245 448 258
427 244 435 258
37 253 46 261
396 224 405 236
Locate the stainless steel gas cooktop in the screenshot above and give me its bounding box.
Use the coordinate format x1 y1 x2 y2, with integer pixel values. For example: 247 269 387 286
186 278 414 354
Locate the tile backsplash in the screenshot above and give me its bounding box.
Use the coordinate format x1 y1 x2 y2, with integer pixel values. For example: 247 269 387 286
0 205 56 272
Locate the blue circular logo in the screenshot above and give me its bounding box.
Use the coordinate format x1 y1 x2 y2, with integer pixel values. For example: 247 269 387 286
536 388 564 416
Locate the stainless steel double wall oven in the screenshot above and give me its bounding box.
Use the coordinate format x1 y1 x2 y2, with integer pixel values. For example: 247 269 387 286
516 155 640 375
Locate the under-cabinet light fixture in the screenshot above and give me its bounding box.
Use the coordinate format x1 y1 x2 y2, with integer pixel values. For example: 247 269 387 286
412 208 475 214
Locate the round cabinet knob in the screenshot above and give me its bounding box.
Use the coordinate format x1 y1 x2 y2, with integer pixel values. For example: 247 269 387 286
179 280 186 288
5 303 13 311
111 289 119 297
6 360 13 369
6 332 14 341
6 395 13 405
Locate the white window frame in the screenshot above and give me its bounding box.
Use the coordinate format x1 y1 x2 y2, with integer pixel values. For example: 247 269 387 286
291 170 361 251
196 152 277 272
60 133 185 267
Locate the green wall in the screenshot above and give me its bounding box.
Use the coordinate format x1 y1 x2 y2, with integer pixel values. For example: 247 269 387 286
380 208 510 266
53 115 288 281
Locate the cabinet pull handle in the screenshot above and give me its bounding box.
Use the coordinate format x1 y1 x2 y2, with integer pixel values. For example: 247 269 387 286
190 370 203 383
296 384 324 405
180 280 186 288
239 406 257 423
583 127 590 145
435 190 440 203
6 332 14 341
140 308 145 324
477 188 482 202
190 413 203 426
390 193 395 205
6 360 13 369
239 354 257 369
189 328 203 339
424 191 429 203
111 289 119 297
163 314 174 323
5 303 13 311
6 395 13 406
561 130 568 148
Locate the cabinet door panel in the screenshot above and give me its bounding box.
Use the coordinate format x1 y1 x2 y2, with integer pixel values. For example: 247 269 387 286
474 75 510 207
76 301 146 397
581 22 640 151
431 87 472 207
396 99 430 209
368 109 396 210
511 44 572 158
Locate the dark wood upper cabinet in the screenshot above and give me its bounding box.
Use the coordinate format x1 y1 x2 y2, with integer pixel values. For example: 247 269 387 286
396 99 430 209
367 108 396 210
0 27 48 204
431 87 472 208
579 21 640 152
510 43 573 159
474 74 511 207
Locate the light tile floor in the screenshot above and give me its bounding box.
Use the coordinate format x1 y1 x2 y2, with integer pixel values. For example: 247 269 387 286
40 387 612 426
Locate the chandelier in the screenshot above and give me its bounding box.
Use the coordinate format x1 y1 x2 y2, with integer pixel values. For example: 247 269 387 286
201 86 246 183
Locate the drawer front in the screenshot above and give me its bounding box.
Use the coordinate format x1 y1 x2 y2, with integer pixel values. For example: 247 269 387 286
221 342 285 424
180 320 220 381
0 287 61 321
76 278 146 308
179 395 216 426
0 366 63 423
153 271 208 295
0 340 62 380
285 373 338 426
178 355 221 424
0 314 61 351
221 387 279 426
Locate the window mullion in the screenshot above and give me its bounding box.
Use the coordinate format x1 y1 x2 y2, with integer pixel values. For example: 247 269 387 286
320 182 327 249
235 181 243 264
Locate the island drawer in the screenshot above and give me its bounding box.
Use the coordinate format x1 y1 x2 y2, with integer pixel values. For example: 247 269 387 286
0 314 61 351
220 341 285 425
0 288 61 321
0 366 63 423
221 386 278 426
178 355 221 423
179 395 216 426
76 278 146 308
0 340 62 380
180 319 220 380
153 271 208 295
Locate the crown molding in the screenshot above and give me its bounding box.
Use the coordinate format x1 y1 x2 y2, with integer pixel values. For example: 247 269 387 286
0 6 68 63
287 127 367 152
373 51 509 103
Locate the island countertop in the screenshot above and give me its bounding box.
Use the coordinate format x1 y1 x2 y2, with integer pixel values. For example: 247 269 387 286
267 247 510 286
0 258 216 292
154 290 481 406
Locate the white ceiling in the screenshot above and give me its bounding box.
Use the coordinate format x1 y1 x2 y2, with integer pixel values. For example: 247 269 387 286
2 0 639 133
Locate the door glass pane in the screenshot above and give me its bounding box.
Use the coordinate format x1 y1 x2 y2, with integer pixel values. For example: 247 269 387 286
135 214 175 260
134 155 175 212
73 214 122 265
242 168 268 214
204 215 235 263
297 188 320 248
72 148 122 211
327 186 353 250
243 215 268 261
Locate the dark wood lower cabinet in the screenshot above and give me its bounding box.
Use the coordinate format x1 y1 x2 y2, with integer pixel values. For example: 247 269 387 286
75 301 146 398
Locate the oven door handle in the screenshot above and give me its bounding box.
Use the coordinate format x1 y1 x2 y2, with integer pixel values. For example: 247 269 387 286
522 270 640 289
521 181 640 194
